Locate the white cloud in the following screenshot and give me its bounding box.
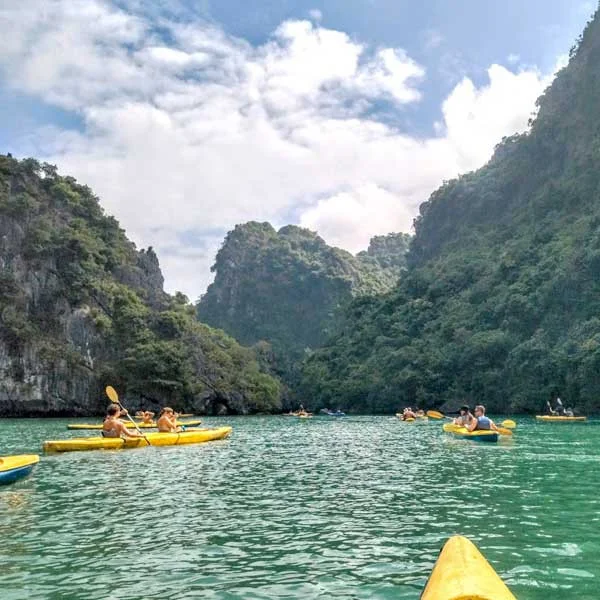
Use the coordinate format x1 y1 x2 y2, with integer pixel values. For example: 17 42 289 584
299 184 415 252
0 0 561 299
441 64 554 171
308 9 322 22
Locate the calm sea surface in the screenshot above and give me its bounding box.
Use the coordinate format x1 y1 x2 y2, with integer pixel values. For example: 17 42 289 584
1 415 599 599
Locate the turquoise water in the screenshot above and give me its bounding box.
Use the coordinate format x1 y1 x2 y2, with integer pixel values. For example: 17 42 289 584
1 416 599 599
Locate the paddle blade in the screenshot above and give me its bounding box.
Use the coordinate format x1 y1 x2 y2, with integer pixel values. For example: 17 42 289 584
105 386 119 404
497 427 513 436
427 410 444 419
502 419 516 429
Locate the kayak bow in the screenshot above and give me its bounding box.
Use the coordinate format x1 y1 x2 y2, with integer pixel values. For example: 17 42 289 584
421 535 516 599
0 455 40 485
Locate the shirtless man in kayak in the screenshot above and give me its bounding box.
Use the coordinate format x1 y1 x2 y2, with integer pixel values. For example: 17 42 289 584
157 407 183 432
467 405 499 432
402 407 417 420
102 404 143 438
453 405 475 427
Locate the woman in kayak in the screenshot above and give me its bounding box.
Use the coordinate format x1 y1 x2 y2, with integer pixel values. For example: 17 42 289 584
454 405 475 427
102 404 143 438
157 407 183 432
467 405 499 432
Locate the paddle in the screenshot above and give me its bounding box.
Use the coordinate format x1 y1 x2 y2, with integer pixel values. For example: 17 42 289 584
427 410 513 436
427 410 445 419
105 386 150 445
502 419 516 429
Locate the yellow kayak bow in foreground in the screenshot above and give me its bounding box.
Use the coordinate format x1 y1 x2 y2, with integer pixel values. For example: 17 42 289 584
421 535 516 600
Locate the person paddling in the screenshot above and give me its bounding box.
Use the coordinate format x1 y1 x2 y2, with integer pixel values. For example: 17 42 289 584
157 407 183 433
102 404 143 438
454 405 475 427
467 405 499 432
549 395 575 416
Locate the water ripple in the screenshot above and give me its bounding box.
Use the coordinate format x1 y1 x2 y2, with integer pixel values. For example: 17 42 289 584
1 416 599 598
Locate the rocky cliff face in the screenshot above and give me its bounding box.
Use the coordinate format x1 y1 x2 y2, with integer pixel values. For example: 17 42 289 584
197 222 406 353
0 156 281 416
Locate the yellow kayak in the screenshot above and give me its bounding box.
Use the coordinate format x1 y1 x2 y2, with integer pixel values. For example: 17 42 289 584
44 427 232 453
0 455 40 485
443 423 499 443
535 415 587 422
67 420 202 430
395 414 428 422
422 535 516 600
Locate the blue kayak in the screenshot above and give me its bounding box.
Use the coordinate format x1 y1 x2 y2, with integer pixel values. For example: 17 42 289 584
0 455 40 485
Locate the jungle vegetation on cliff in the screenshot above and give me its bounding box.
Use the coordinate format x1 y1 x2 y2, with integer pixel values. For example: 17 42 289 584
0 156 281 415
197 222 409 387
301 10 600 415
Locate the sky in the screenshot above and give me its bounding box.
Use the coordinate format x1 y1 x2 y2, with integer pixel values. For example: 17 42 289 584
0 0 596 300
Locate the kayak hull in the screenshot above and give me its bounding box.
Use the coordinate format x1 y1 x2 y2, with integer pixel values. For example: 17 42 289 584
443 423 498 443
421 535 516 600
0 455 40 485
67 420 202 430
535 415 587 422
44 427 232 453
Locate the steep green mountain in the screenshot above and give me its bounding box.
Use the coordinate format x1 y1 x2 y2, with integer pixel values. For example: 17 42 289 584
196 223 408 383
301 10 600 414
356 232 411 273
0 156 281 416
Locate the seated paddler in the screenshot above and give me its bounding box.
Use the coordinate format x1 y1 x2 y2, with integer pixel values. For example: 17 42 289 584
467 404 499 432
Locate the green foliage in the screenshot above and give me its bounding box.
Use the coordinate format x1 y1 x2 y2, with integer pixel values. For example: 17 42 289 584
301 12 600 414
0 155 282 414
357 232 412 273
197 222 409 393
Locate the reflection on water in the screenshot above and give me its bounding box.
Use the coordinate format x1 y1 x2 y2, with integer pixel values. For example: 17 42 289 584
0 416 599 599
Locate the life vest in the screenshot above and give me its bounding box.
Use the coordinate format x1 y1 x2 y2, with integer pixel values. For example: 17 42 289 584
475 416 492 430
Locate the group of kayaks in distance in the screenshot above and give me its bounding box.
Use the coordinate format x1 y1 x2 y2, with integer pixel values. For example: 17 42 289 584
2 392 590 486
393 402 588 443
0 393 591 598
396 404 511 443
284 403 346 418
1 386 232 486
